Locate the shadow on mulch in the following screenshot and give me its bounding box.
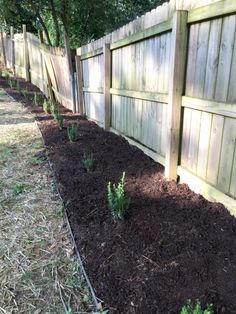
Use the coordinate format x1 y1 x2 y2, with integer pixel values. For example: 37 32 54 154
1 73 236 314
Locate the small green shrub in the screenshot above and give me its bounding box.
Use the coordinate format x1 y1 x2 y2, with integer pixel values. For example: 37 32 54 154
50 101 59 115
83 152 94 171
8 79 13 88
43 99 51 114
67 122 79 142
107 172 130 220
12 183 25 196
180 300 213 314
22 88 28 98
34 92 39 107
53 110 63 130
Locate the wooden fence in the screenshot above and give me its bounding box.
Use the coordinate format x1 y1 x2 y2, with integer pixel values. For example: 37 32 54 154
76 0 236 214
0 28 74 108
0 0 235 214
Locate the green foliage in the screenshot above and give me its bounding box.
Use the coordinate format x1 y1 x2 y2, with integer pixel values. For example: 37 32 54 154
8 78 13 88
67 122 79 142
53 110 63 130
0 0 167 48
12 183 25 196
107 172 130 220
43 99 51 114
22 88 28 98
83 152 94 172
34 92 39 107
180 300 213 314
50 101 58 116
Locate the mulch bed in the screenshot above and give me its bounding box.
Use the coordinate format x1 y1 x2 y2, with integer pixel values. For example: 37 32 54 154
1 74 236 314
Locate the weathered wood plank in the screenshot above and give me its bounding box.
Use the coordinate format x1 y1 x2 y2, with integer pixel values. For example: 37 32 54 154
197 112 212 179
185 23 199 97
80 47 103 60
165 10 188 180
215 15 236 102
188 0 236 24
203 19 222 100
110 88 168 103
206 115 224 185
23 25 30 81
230 151 236 198
110 18 172 50
217 118 236 193
182 96 236 118
161 103 167 156
75 55 84 114
83 87 104 93
193 21 210 98
104 44 111 130
187 110 202 173
227 22 236 103
181 108 192 168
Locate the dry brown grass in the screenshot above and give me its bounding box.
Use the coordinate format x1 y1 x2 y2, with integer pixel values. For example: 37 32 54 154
0 91 95 314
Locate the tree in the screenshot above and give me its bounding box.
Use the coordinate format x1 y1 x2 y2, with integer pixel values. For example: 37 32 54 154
0 0 168 48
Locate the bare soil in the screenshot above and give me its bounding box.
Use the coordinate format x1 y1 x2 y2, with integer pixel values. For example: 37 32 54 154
1 75 236 314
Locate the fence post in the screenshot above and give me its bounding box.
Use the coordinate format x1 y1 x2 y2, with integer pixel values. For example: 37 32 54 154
64 33 76 113
103 43 111 130
10 26 15 75
0 31 6 66
23 24 30 81
165 10 188 181
75 53 84 115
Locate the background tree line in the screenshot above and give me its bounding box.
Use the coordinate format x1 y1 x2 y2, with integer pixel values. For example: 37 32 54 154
0 0 167 48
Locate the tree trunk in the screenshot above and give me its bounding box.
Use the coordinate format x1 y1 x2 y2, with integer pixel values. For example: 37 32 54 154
37 13 52 46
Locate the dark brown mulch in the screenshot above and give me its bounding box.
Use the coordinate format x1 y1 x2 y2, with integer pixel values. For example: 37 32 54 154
1 73 236 314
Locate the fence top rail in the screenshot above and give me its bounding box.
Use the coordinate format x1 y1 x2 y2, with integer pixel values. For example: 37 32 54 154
80 47 103 60
110 17 172 50
78 17 173 59
40 43 66 57
188 0 236 24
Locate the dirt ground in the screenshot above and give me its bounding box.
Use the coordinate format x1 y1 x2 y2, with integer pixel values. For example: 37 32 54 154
1 73 236 314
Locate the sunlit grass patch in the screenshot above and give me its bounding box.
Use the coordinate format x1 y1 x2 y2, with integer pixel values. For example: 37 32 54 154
10 129 29 140
0 90 94 313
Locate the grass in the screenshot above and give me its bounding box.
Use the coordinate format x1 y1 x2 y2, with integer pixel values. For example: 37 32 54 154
0 90 95 313
12 183 25 195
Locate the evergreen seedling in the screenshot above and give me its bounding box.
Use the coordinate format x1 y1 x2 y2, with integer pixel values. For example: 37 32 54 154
107 172 130 220
83 152 94 171
22 88 28 98
9 79 13 88
67 122 79 142
34 92 39 107
43 99 51 114
180 300 213 314
53 110 63 130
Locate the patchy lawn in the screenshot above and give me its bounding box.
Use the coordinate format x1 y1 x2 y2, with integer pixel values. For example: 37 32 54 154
0 90 94 314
